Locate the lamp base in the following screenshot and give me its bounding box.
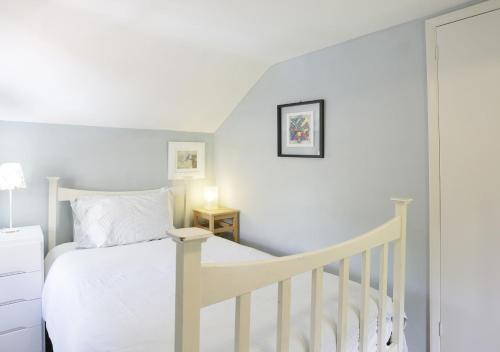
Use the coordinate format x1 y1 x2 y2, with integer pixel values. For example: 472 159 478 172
0 227 20 234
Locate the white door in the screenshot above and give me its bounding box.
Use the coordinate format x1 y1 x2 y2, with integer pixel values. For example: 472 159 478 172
437 8 500 352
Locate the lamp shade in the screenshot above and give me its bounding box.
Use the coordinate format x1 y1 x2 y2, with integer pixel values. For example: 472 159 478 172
0 163 26 191
203 186 218 209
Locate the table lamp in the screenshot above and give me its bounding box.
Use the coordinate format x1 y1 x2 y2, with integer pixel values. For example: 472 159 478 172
0 163 26 232
203 186 218 210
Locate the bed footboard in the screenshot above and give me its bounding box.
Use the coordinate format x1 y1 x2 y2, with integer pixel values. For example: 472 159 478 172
169 199 411 352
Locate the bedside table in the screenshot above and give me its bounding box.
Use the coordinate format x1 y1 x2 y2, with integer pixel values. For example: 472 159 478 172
193 208 240 243
0 226 44 352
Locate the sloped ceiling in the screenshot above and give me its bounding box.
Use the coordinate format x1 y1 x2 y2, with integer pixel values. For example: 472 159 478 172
0 0 468 132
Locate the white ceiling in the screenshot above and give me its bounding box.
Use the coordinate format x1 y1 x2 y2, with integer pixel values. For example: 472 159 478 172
0 0 468 132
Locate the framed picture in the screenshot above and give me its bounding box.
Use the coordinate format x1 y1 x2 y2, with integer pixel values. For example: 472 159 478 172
168 142 206 180
277 99 324 158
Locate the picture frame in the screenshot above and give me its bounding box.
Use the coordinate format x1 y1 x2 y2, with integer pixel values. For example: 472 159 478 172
168 142 206 180
277 99 324 158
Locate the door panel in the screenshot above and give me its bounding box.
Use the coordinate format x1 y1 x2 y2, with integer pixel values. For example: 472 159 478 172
438 8 500 352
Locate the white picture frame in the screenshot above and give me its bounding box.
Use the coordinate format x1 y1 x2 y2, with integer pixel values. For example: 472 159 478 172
168 142 206 180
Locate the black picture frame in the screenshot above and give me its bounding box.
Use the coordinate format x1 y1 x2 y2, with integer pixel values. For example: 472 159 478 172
277 99 324 158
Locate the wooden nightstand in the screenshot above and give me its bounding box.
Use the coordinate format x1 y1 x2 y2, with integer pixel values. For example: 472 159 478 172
193 208 240 243
0 226 44 352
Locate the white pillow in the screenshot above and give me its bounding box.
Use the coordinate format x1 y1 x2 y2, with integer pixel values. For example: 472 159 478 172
71 189 173 249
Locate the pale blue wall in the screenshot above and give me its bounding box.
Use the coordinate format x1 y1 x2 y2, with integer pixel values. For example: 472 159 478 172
214 20 428 351
0 121 214 251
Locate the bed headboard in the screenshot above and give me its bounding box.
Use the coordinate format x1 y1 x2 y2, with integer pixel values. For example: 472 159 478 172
47 177 175 251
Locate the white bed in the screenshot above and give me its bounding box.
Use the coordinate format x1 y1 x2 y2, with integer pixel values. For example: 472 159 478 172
43 236 406 352
43 178 410 352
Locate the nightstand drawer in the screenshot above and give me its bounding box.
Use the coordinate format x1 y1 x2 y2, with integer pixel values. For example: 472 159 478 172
0 299 41 333
0 242 42 275
0 272 43 304
0 325 42 352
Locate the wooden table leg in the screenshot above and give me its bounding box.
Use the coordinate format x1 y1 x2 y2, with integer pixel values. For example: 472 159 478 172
193 212 199 228
233 213 239 243
208 215 215 233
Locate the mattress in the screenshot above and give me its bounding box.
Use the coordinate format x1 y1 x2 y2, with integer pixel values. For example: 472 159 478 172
43 237 407 352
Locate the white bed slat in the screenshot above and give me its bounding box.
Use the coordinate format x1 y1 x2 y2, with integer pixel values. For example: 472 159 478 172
360 249 371 352
310 267 323 352
277 279 291 352
47 177 60 251
337 257 349 352
392 200 410 351
235 293 251 352
377 243 389 352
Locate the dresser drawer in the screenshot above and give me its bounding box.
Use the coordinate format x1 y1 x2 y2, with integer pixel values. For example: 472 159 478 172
0 272 43 305
0 299 41 333
0 325 42 352
0 242 42 275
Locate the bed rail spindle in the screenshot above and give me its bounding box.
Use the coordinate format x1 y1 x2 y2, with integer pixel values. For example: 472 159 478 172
337 257 350 352
277 278 291 352
235 293 251 352
47 177 60 251
169 228 212 352
310 267 323 352
391 199 411 352
360 249 371 352
377 243 388 352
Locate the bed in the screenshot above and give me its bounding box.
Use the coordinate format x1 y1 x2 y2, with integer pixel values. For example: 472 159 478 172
43 177 410 352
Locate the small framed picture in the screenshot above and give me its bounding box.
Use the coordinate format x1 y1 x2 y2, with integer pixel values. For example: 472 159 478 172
168 142 205 180
277 99 324 158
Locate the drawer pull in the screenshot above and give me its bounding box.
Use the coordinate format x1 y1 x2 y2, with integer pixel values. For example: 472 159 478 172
0 271 26 278
0 327 27 336
0 298 27 306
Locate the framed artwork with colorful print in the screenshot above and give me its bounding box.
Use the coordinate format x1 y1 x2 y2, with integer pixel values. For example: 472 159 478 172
277 99 324 158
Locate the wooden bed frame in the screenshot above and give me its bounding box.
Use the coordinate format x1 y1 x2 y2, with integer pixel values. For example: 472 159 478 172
47 177 410 352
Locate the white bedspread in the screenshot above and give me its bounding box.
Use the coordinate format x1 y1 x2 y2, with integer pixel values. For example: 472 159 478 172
43 237 404 352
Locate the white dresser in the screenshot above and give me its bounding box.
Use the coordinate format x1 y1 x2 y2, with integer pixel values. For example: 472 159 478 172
0 226 44 352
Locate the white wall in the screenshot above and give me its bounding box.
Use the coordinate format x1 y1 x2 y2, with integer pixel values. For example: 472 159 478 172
214 20 429 351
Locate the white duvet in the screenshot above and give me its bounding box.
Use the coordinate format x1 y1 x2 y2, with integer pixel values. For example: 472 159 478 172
43 237 406 352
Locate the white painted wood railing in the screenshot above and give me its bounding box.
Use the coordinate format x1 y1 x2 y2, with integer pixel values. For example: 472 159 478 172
169 199 411 352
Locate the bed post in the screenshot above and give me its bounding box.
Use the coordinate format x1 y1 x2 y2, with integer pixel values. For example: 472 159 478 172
168 227 213 352
47 177 60 251
391 198 412 352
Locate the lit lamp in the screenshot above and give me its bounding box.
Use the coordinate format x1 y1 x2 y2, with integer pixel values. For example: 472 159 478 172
0 163 26 233
203 186 219 210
